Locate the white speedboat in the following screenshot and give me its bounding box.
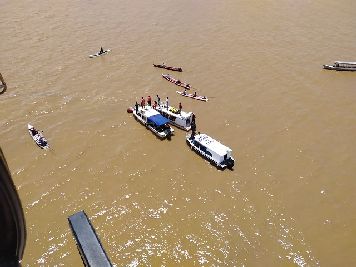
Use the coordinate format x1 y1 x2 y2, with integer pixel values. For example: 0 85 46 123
133 106 174 139
323 61 356 71
156 104 193 131
186 132 234 169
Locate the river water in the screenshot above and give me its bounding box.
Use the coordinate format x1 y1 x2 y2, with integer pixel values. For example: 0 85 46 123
1 0 356 266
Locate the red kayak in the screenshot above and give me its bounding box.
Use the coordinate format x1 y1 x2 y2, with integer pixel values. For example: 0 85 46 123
176 91 208 102
162 74 192 90
153 64 182 72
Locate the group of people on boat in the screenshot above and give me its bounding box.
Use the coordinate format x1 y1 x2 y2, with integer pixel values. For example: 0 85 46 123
154 63 183 72
29 127 48 147
135 95 184 114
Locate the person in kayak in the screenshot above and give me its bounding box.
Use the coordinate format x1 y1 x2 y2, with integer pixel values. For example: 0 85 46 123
99 47 104 55
30 127 39 136
193 92 197 97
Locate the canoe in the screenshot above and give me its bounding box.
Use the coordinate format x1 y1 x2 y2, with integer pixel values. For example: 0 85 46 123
162 74 191 90
28 124 49 149
89 49 110 58
176 91 208 102
153 64 182 72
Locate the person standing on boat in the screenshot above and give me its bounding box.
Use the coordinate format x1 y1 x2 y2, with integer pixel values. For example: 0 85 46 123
147 95 152 106
166 97 169 110
190 122 196 139
135 101 139 113
99 47 104 55
141 97 145 108
153 101 157 109
179 102 182 114
192 113 196 124
156 95 161 106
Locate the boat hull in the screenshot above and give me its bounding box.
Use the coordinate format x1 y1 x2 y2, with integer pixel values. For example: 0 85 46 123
176 91 208 102
162 74 191 90
132 110 173 139
153 64 182 72
323 64 356 71
28 124 49 150
186 136 234 170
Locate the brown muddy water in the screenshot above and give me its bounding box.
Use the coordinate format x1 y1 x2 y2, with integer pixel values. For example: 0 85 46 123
1 0 356 266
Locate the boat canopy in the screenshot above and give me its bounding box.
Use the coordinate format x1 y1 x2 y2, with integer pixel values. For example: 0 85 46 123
147 114 170 126
335 61 356 65
196 134 232 157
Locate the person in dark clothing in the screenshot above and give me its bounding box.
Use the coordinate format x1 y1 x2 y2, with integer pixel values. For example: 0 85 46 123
192 113 196 124
191 121 196 132
30 127 39 136
135 101 139 113
179 102 182 114
156 95 161 106
147 96 152 106
99 47 104 55
141 97 145 108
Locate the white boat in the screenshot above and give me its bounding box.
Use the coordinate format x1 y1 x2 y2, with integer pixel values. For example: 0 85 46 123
132 106 174 139
156 104 193 131
186 133 234 169
28 124 49 150
176 91 208 102
89 49 110 58
323 61 356 71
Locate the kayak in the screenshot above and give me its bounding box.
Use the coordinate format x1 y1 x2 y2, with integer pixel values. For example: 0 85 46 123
89 49 110 58
162 74 192 90
153 64 182 72
28 124 49 150
176 91 208 102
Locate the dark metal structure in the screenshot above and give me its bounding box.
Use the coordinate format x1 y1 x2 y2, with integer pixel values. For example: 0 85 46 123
68 211 112 267
0 148 26 266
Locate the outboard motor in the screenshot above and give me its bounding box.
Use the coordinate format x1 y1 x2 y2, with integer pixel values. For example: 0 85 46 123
226 158 235 169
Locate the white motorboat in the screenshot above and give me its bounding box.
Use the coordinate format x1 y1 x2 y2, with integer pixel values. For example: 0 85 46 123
156 104 193 131
132 105 174 139
323 61 356 71
186 133 234 170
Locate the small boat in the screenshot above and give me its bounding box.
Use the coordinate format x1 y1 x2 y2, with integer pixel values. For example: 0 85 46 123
186 133 234 170
132 105 174 139
89 49 110 58
162 74 192 90
156 104 194 131
28 124 49 149
176 91 208 102
323 61 356 71
153 63 182 72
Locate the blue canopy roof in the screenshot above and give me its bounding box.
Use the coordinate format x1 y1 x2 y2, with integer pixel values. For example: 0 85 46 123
147 114 170 126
